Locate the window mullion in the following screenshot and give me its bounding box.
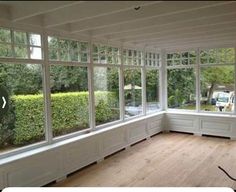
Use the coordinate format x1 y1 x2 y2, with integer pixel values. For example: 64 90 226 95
196 48 200 112
234 47 236 115
42 32 53 144
88 40 96 130
119 45 125 121
160 49 167 111
142 49 146 115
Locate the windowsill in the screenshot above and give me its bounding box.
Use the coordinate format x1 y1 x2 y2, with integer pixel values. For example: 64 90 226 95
166 109 236 118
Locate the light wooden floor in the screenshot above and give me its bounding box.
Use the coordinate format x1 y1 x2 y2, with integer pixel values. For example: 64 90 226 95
50 132 236 188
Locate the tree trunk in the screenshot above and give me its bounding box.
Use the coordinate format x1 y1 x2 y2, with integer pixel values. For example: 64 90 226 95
208 83 215 104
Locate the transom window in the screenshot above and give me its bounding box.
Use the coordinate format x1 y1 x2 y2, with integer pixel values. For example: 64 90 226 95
48 36 89 63
145 52 160 67
200 48 235 65
167 51 197 66
92 44 121 64
123 49 142 66
0 28 42 59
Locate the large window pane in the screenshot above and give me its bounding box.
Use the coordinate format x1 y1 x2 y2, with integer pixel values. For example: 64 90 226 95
124 68 142 118
200 66 234 112
0 63 45 154
0 28 11 43
0 44 12 57
146 69 160 113
168 68 196 110
50 66 89 137
14 31 27 45
94 67 120 126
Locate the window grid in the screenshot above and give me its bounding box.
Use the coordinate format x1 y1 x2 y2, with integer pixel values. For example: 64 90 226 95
123 49 142 66
92 43 121 65
167 51 197 66
145 52 160 67
0 27 43 60
48 36 89 63
200 48 235 65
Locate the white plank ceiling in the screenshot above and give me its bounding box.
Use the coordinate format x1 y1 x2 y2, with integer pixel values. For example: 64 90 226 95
0 1 236 50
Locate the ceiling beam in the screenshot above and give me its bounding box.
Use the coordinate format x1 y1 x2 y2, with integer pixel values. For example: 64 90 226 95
87 3 236 37
140 32 236 47
127 27 236 45
10 1 82 22
153 38 236 50
44 1 158 28
118 20 236 43
67 1 231 33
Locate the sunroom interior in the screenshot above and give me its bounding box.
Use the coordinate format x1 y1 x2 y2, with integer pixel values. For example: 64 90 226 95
0 1 236 188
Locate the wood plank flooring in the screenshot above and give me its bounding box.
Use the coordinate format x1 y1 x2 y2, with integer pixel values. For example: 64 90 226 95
50 132 236 188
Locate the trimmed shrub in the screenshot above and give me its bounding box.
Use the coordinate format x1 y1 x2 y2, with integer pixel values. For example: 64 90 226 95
51 92 89 137
11 91 118 145
95 91 119 124
13 94 45 145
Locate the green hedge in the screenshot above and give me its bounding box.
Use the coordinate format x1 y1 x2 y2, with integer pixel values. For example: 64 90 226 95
13 95 45 145
2 91 118 146
51 92 89 137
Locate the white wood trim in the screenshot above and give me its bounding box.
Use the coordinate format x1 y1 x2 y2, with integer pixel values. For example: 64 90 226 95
196 48 200 112
88 39 96 130
42 31 53 144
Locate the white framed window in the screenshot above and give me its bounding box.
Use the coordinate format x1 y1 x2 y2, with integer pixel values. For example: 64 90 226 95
92 43 121 65
48 36 89 63
0 27 42 60
167 50 196 66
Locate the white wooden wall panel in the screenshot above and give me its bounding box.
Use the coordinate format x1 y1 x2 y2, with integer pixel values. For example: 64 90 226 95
0 170 5 189
5 150 59 187
200 117 232 137
100 127 126 157
166 114 198 133
128 120 148 145
61 135 100 175
166 112 236 139
231 119 236 140
147 115 163 136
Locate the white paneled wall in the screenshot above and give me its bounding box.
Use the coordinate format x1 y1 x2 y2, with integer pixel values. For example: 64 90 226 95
166 112 236 139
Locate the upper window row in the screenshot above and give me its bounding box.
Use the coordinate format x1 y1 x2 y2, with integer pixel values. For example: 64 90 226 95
167 51 197 66
0 28 42 59
200 48 235 65
123 49 142 66
167 48 235 66
145 52 160 67
93 44 121 64
48 36 89 63
123 49 160 67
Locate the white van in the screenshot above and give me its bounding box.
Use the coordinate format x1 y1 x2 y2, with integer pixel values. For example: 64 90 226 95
215 91 234 112
215 92 230 111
